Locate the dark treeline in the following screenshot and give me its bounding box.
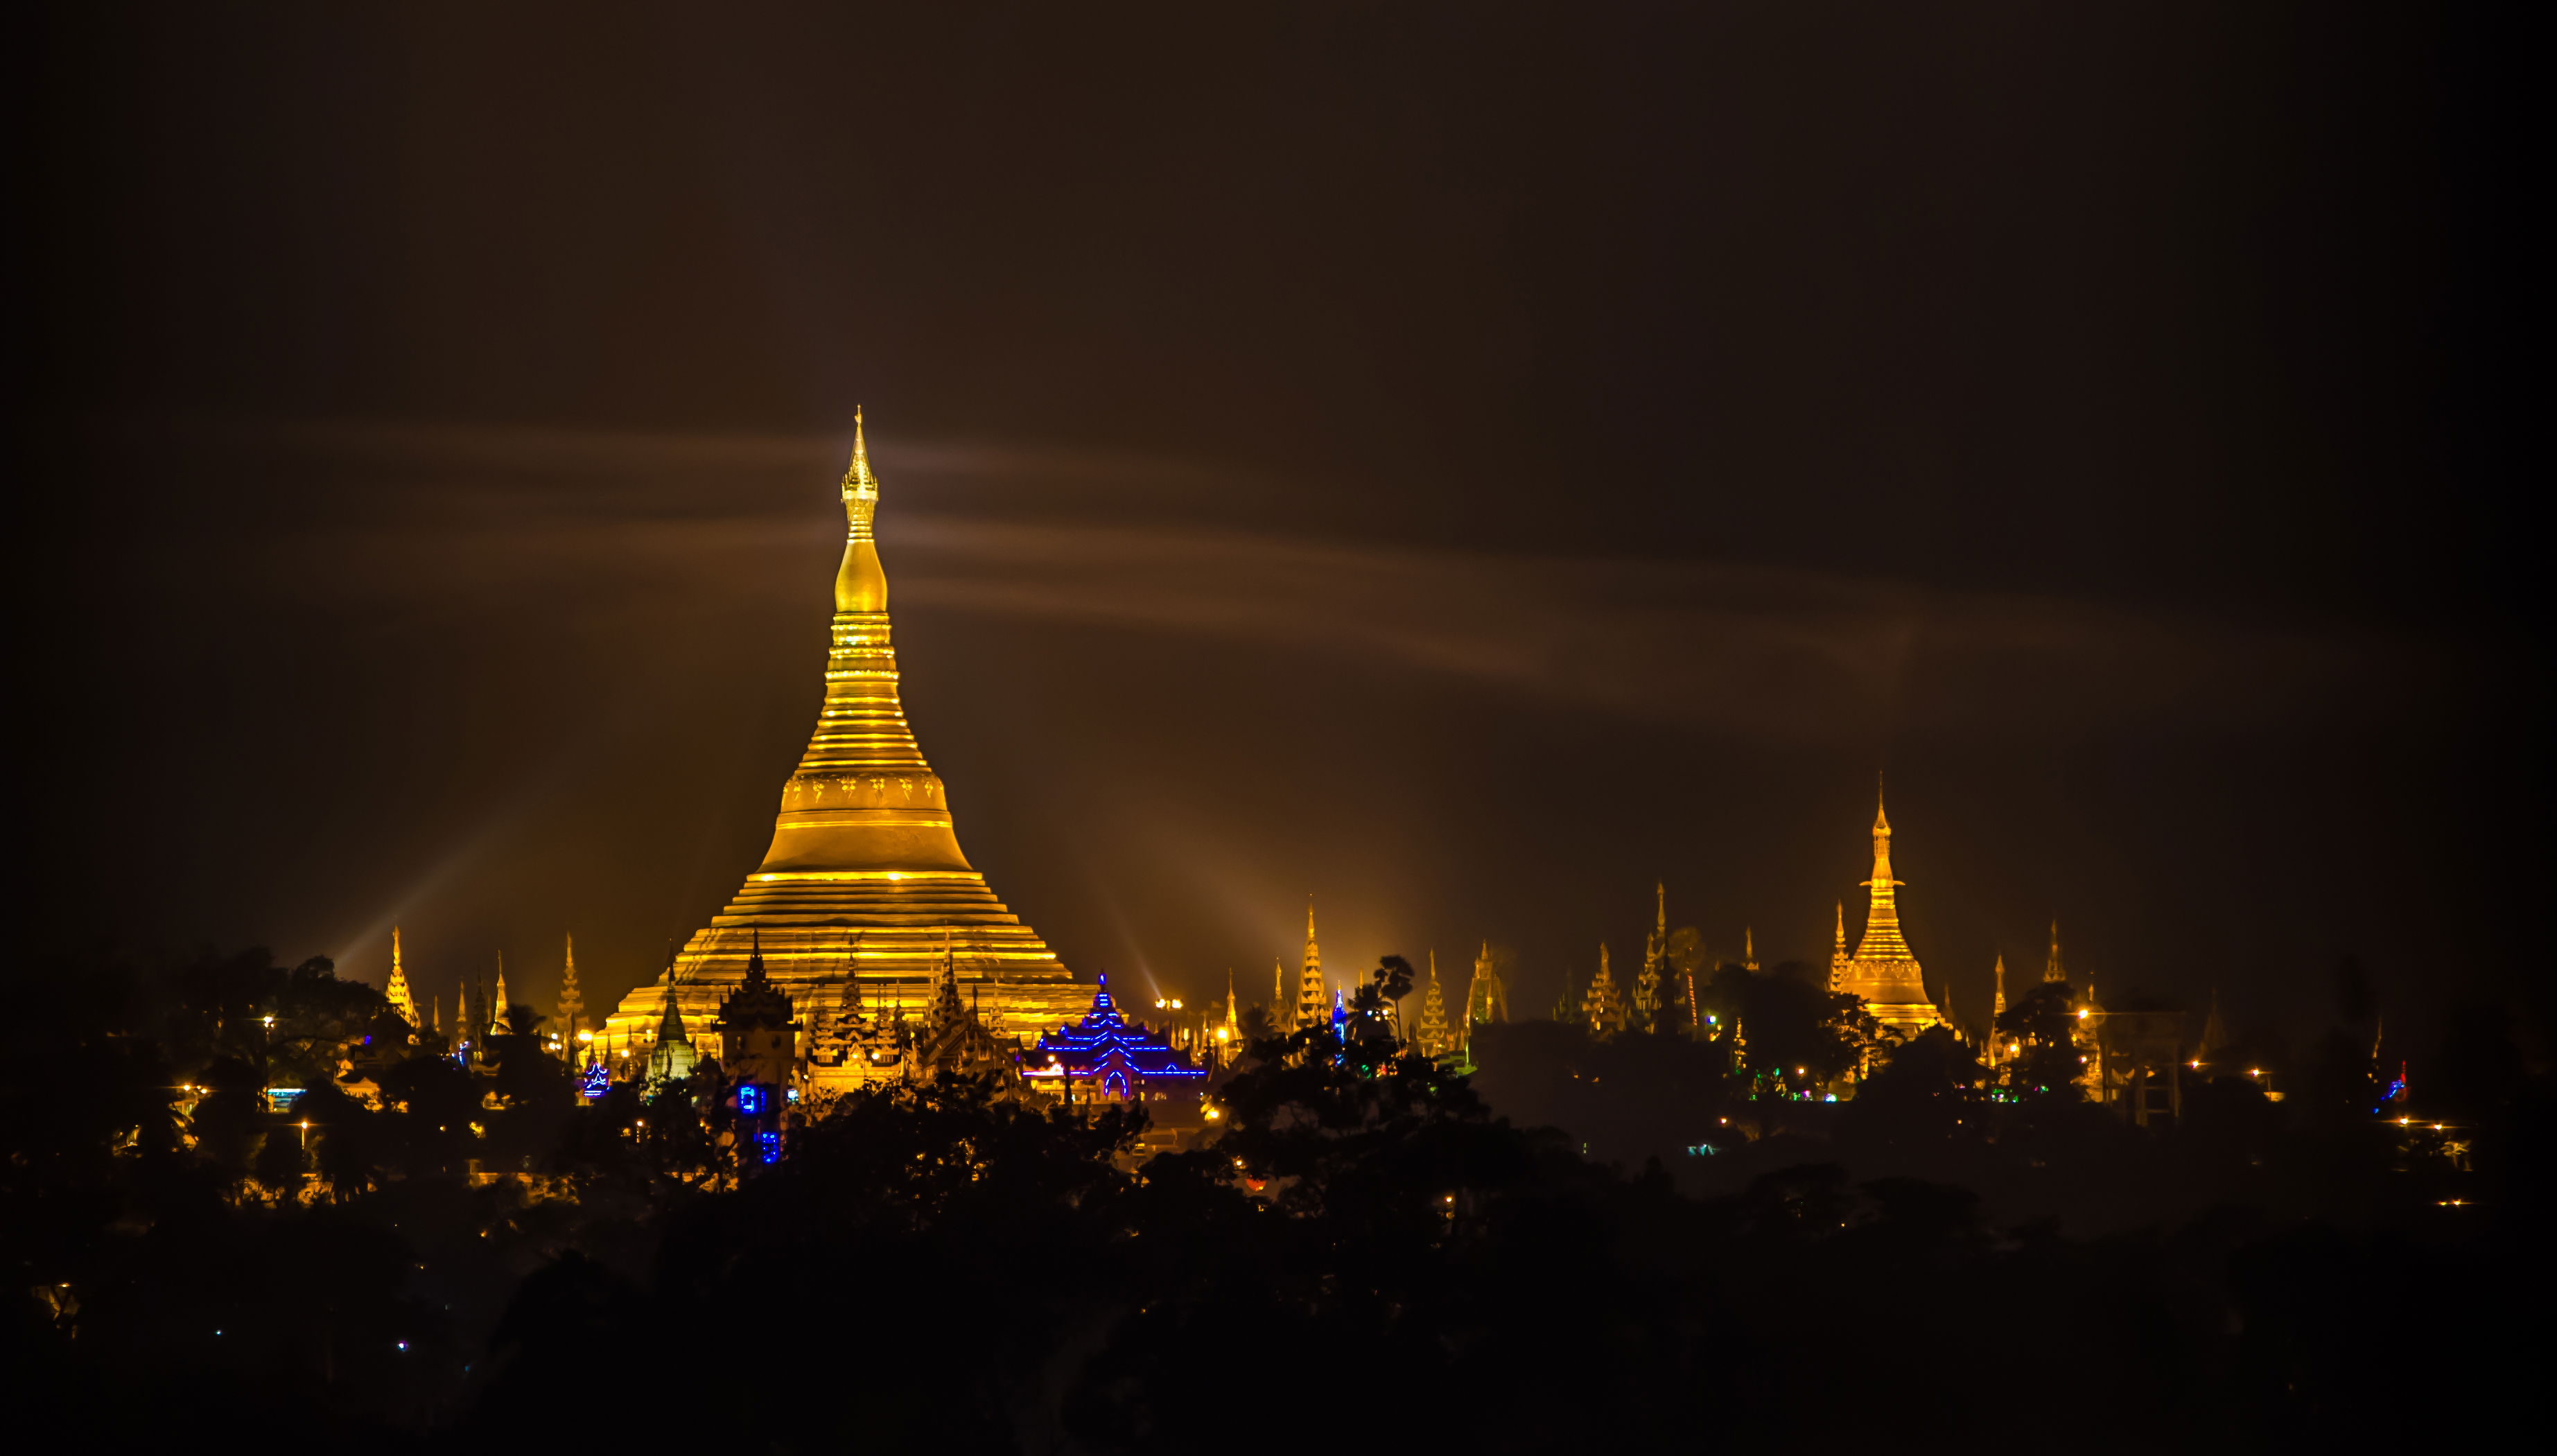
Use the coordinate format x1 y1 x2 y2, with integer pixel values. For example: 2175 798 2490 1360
6 946 2545 1450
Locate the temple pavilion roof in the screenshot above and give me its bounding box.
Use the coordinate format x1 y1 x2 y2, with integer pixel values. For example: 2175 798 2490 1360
1024 975 1207 1084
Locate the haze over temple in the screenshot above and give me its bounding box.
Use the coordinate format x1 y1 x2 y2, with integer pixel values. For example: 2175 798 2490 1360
600 414 1090 1075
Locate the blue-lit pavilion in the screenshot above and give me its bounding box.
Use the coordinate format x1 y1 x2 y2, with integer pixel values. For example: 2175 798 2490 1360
1024 974 1209 1105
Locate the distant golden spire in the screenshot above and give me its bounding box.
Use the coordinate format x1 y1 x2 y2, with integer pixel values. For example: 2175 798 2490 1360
1295 898 1327 1028
556 933 585 1042
1853 778 1913 962
1743 925 1758 970
1992 953 2008 1016
2043 918 2066 983
386 927 418 1025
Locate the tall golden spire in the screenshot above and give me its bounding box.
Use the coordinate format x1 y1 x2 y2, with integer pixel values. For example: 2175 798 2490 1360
1992 954 2008 1017
1832 776 1937 1034
1853 784 1913 961
555 933 585 1042
385 927 418 1025
492 952 510 1033
1829 902 1849 990
833 407 886 612
2042 918 2066 983
1294 900 1327 1028
764 411 966 872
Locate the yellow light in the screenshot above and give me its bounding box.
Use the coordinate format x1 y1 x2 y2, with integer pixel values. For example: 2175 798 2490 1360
2075 1009 2088 1020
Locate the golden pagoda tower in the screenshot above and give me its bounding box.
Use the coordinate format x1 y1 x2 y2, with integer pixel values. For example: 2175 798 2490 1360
492 953 511 1033
1835 782 1943 1035
2043 918 2066 983
1984 953 2010 1067
600 412 1087 1079
385 927 418 1026
1634 882 1667 1030
1581 944 1627 1036
1415 950 1452 1058
1742 927 1759 971
1828 903 1849 990
1460 940 1508 1055
1293 902 1328 1028
555 933 585 1046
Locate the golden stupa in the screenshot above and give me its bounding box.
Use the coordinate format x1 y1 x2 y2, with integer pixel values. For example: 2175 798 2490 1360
600 413 1088 1078
1829 785 1945 1035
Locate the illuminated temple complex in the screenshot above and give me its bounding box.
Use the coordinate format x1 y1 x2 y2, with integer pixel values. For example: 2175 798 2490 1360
600 415 1090 1085
1829 789 1946 1035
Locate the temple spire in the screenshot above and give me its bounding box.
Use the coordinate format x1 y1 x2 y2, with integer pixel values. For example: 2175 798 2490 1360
2043 919 2066 983
1853 780 1912 961
385 927 418 1025
1294 900 1327 1028
1829 902 1849 990
555 933 584 1044
1743 926 1759 971
492 952 511 1035
1992 954 2008 1017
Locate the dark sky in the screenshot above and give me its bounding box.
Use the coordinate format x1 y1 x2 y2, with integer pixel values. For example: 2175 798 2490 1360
16 4 2545 1042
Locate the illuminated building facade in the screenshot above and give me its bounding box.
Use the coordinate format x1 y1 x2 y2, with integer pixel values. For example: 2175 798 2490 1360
600 415 1090 1080
1831 791 1944 1037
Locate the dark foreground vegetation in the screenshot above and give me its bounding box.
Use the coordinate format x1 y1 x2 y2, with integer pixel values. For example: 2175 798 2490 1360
7 947 2546 1451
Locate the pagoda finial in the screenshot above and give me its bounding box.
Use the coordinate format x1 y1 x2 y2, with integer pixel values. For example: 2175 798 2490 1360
2043 918 2065 983
842 406 880 509
1874 771 1889 832
1743 925 1758 970
833 408 889 611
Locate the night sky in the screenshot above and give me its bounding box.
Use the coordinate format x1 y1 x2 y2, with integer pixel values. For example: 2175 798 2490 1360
17 6 2544 1042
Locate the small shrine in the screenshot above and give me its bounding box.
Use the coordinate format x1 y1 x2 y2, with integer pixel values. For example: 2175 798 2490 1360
1023 974 1210 1107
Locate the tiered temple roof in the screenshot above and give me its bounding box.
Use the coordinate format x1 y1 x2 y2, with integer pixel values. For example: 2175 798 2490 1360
1022 975 1207 1100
